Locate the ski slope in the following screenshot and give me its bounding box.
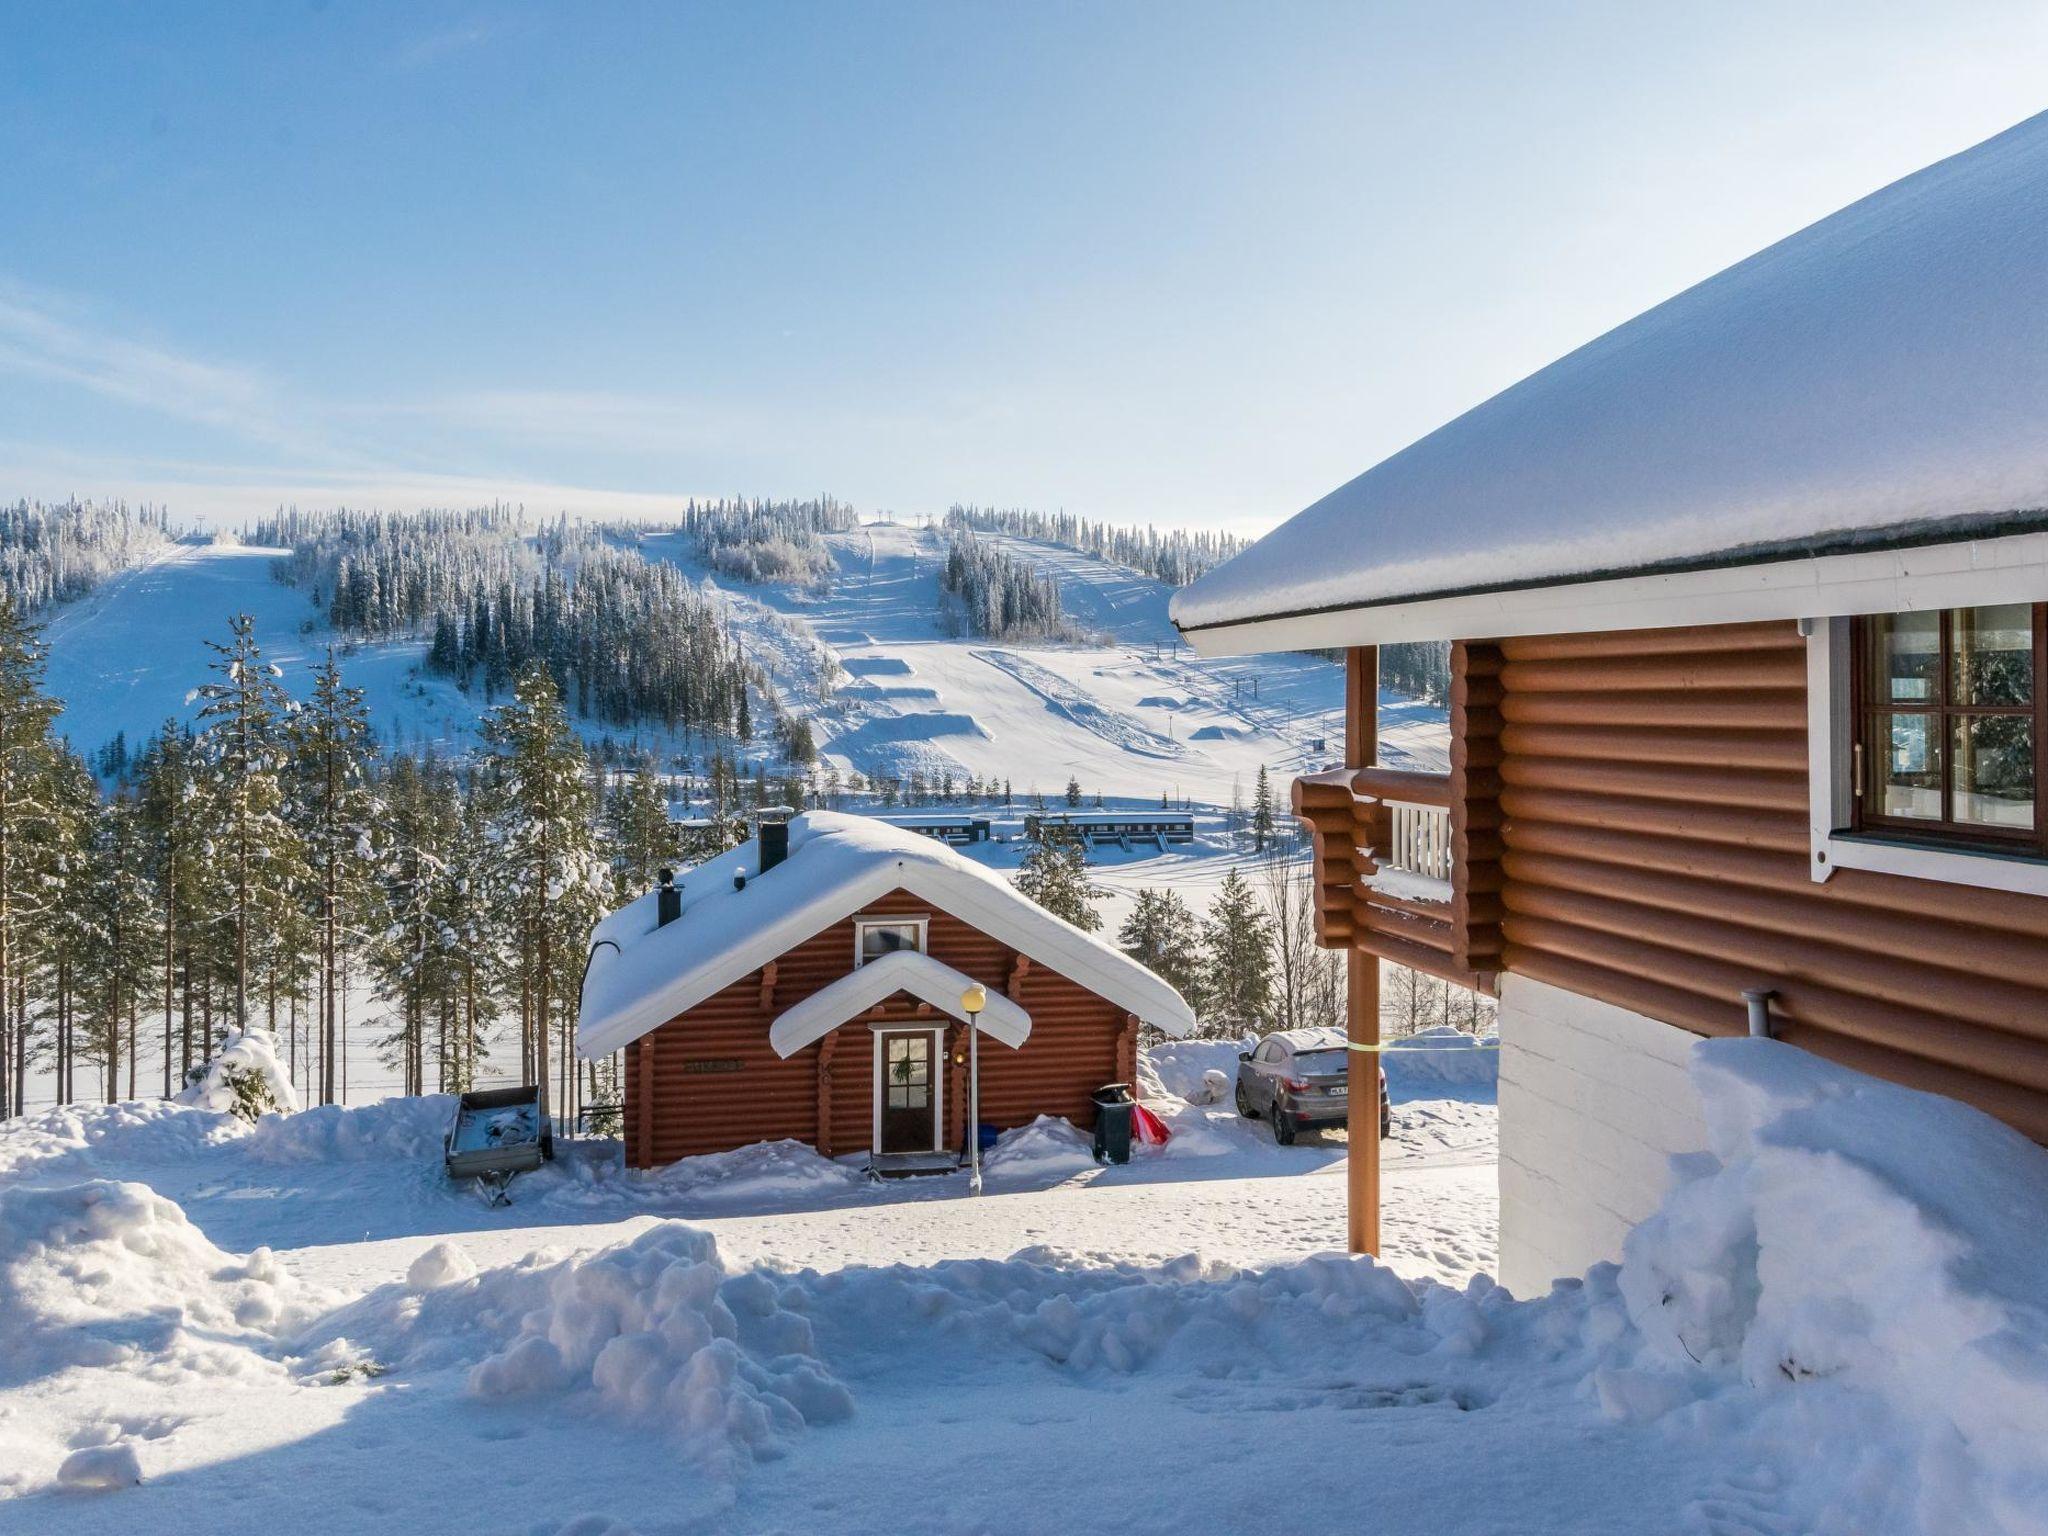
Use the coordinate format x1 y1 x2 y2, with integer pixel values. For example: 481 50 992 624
634 520 1446 807
40 541 492 758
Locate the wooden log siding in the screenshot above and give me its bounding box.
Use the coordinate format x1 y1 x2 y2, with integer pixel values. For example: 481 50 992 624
1489 621 2048 1144
1297 623 2048 1142
624 890 1130 1167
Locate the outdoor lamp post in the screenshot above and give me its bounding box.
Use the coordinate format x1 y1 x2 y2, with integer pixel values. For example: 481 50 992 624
961 982 986 1195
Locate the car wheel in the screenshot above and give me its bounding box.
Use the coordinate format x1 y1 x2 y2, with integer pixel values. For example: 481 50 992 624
1271 1105 1296 1146
1234 1080 1258 1118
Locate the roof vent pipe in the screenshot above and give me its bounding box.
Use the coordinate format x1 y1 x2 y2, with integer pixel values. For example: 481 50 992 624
656 868 681 928
1742 987 1776 1038
759 817 790 874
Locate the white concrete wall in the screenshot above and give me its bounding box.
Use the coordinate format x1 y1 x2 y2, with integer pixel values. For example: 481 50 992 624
1496 975 1710 1296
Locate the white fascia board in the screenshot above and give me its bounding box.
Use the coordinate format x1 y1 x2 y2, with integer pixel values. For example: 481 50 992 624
1178 531 2048 657
768 949 1032 1057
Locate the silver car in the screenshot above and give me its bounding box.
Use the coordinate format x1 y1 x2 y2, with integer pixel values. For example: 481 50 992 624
1235 1027 1390 1144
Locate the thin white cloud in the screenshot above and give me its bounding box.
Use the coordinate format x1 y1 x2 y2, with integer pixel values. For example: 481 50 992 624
0 280 303 445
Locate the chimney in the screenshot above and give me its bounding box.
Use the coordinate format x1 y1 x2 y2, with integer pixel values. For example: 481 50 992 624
656 868 681 928
759 816 790 874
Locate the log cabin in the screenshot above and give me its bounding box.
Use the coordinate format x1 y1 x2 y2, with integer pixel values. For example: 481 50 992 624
1171 112 2048 1294
577 812 1196 1171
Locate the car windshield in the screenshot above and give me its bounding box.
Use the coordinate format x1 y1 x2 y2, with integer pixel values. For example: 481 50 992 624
1294 1048 1349 1077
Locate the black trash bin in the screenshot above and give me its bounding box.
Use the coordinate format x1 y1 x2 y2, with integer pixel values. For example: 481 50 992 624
1092 1083 1135 1165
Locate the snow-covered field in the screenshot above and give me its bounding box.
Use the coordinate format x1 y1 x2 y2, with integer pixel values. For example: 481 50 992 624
4 1037 2041 1535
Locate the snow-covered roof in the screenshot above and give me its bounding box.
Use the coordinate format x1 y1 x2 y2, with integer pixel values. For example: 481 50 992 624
767 949 1032 1058
578 812 1197 1058
1173 112 2048 649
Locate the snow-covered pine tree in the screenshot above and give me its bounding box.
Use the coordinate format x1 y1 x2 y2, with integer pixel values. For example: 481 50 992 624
372 752 460 1097
192 614 306 1034
605 753 675 899
1251 765 1275 852
0 596 61 1117
135 722 204 1094
1201 867 1274 1034
1116 888 1204 1012
290 647 381 1105
1014 827 1101 932
484 663 606 1122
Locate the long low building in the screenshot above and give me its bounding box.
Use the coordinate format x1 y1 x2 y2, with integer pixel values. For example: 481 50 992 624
578 812 1196 1169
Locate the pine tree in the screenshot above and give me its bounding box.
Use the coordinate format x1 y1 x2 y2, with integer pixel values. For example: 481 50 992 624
0 597 60 1116
1201 867 1274 1032
192 615 304 1033
136 723 204 1095
1117 888 1204 1011
1064 775 1082 808
484 663 606 1122
605 753 674 897
1251 765 1276 852
1014 828 1101 931
291 648 380 1105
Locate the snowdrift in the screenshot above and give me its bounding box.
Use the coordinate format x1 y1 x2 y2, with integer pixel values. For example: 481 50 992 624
0 1178 314 1387
1383 1027 1499 1094
1605 1040 2048 1536
314 1223 853 1478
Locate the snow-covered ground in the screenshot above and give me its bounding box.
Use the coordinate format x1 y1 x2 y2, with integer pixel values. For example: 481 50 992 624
5 1038 2040 1535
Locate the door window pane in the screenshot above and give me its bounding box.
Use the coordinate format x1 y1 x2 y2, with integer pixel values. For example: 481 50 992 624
1866 612 1940 703
1952 604 2034 707
1952 715 2035 828
1875 712 1941 819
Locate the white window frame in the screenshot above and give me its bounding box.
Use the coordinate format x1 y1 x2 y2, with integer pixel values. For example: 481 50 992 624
853 915 929 967
870 1025 945 1154
1806 615 2048 897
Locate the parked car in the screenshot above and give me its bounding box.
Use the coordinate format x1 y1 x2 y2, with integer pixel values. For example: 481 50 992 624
1235 1026 1390 1144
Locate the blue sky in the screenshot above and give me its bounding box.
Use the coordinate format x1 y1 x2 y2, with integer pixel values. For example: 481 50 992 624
4 2 2047 532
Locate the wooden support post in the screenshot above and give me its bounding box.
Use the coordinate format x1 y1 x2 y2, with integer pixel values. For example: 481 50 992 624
1346 646 1381 1258
634 1035 655 1169
816 1031 838 1159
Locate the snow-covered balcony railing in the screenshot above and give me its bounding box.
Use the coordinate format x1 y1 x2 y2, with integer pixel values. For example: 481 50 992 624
1292 765 1486 991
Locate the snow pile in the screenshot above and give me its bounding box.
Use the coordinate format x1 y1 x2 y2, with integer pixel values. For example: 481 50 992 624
635 1138 865 1204
981 1115 1094 1176
0 1098 245 1183
1383 1027 1499 1094
330 1223 852 1477
56 1442 142 1492
794 1245 1427 1380
0 1179 314 1387
247 1093 455 1163
176 1027 299 1119
1606 1040 2048 1536
1141 1035 1252 1103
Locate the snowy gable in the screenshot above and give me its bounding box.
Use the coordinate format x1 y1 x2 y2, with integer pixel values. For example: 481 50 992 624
1173 111 2048 644
577 812 1196 1057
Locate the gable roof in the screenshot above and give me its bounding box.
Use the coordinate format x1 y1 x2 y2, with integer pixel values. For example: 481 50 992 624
577 812 1197 1058
1172 111 2048 652
766 949 1033 1058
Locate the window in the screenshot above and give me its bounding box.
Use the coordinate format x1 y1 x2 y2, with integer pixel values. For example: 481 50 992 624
1851 604 2045 854
855 918 926 966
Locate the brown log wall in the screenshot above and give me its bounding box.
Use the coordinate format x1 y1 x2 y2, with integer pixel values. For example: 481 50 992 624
621 890 1130 1167
1491 621 2048 1142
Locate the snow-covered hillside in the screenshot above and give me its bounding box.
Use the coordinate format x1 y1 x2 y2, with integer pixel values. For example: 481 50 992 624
41 540 490 757
36 522 1444 810
633 519 1445 806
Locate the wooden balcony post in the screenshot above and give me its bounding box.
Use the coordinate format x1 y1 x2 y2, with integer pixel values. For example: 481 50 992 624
1346 646 1381 1258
